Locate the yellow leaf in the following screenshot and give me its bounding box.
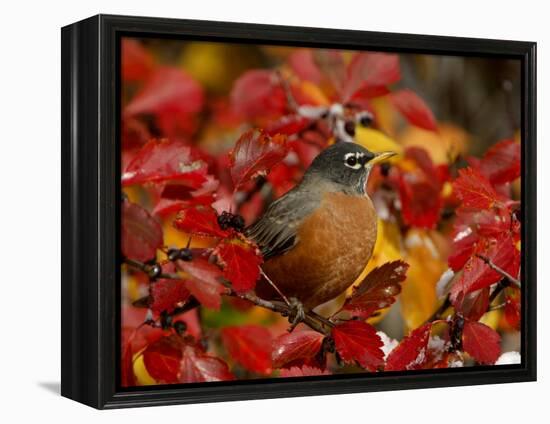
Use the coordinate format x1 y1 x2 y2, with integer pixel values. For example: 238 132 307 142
400 229 446 330
133 351 157 386
398 122 470 165
355 127 403 159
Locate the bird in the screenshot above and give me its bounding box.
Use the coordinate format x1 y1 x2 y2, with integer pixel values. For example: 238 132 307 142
245 142 395 316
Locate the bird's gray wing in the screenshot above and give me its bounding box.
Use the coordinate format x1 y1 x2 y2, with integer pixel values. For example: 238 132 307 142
245 187 320 260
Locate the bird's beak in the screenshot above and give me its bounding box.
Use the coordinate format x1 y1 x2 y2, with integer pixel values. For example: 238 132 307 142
370 151 397 165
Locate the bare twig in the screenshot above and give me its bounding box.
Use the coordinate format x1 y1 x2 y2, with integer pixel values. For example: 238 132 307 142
475 254 521 288
260 268 290 306
124 258 333 336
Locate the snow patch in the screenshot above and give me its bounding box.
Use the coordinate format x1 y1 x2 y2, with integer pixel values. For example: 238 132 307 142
495 351 521 365
377 331 398 360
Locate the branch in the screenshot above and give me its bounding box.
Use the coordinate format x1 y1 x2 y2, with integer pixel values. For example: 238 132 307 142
124 258 333 335
475 254 520 288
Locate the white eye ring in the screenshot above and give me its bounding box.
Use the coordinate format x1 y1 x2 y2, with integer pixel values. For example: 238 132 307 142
344 152 364 170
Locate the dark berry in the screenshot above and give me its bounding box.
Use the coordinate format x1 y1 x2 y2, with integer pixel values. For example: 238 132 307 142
232 215 245 232
167 248 179 262
179 248 193 262
217 211 233 230
173 320 187 335
160 313 173 330
147 264 162 279
380 162 391 177
359 112 373 127
344 120 356 137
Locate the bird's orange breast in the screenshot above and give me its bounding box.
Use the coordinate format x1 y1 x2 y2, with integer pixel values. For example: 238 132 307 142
259 192 378 309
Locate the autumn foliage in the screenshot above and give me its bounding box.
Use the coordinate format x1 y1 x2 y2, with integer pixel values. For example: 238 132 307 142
120 38 521 386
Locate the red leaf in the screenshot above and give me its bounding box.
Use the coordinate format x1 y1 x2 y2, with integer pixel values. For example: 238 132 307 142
448 230 479 271
150 279 191 315
142 335 183 384
221 325 272 375
450 234 520 300
121 38 154 82
398 173 443 229
332 321 384 371
453 167 503 210
385 323 433 371
229 129 289 188
342 53 401 101
462 320 501 364
279 366 330 377
177 258 228 310
173 206 230 238
452 288 490 321
504 288 521 330
124 67 204 119
230 70 287 119
215 240 263 293
122 139 208 187
343 261 409 318
481 139 521 185
390 89 438 131
288 49 323 84
121 200 163 262
272 330 325 369
180 345 234 383
265 115 312 136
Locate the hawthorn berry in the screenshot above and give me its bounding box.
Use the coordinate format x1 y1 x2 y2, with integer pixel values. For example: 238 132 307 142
359 114 373 127
173 320 187 335
167 248 179 262
179 248 193 261
147 263 162 279
344 120 356 137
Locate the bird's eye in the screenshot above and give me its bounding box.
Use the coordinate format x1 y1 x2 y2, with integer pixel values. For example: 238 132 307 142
346 156 357 167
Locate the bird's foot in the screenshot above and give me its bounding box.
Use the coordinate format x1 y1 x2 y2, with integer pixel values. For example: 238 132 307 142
287 297 306 332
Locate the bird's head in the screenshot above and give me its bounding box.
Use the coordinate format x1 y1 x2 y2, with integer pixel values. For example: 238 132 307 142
304 142 396 195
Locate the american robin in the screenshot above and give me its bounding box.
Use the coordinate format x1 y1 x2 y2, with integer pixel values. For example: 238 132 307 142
246 142 395 315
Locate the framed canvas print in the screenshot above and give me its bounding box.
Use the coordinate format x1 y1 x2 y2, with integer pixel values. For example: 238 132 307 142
61 14 536 409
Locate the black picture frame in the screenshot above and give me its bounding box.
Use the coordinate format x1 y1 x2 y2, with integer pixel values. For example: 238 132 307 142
61 14 537 409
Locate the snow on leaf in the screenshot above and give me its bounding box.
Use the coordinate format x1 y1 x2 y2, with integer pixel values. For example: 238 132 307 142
229 129 289 188
343 260 409 318
390 89 438 132
462 320 501 365
215 239 263 293
121 200 163 262
142 335 184 384
480 139 521 185
221 325 273 375
177 258 228 310
173 206 230 238
122 139 208 187
385 323 433 371
230 69 287 119
453 167 503 210
272 330 325 369
150 279 191 315
332 321 384 371
180 345 234 383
